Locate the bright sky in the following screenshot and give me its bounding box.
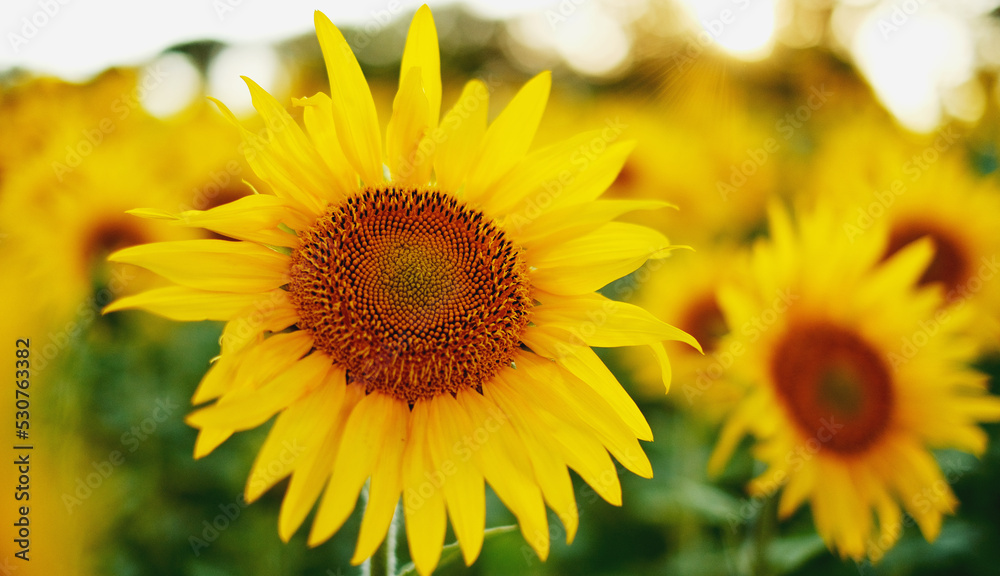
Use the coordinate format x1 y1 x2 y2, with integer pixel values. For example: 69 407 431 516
0 0 562 80
3 0 996 132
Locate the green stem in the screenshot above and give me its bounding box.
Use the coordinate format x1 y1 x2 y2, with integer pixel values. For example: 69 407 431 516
751 494 778 576
366 503 399 576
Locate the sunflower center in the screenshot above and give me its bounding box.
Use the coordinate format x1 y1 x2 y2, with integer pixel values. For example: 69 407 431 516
884 221 969 299
770 322 894 455
289 186 532 403
83 217 148 270
680 294 727 354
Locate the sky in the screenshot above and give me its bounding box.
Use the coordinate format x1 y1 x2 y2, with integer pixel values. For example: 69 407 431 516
0 0 558 80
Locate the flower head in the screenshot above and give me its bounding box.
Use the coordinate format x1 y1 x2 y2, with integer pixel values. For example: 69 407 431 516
708 201 1000 560
106 6 696 574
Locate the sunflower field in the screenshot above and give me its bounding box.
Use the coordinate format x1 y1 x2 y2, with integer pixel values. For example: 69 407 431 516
3 1 1000 575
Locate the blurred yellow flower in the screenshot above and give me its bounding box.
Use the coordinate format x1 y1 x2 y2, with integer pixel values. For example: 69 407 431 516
0 70 245 333
810 116 1000 346
602 94 776 246
708 202 1000 561
622 244 746 420
106 6 698 574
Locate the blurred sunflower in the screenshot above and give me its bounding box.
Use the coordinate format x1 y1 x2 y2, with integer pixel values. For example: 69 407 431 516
0 70 244 329
811 118 1000 344
708 203 1000 561
599 92 775 246
106 6 698 574
622 245 745 419
0 358 107 576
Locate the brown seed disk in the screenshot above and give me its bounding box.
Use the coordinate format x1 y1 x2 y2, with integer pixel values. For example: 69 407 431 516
289 186 532 403
770 321 894 455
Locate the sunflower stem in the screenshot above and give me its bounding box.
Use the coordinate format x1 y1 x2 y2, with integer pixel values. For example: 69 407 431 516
750 494 778 576
366 503 399 576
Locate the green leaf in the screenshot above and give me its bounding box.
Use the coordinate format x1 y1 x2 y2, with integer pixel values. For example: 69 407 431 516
767 533 828 574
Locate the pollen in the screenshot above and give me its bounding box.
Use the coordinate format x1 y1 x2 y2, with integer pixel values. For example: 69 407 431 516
289 186 532 403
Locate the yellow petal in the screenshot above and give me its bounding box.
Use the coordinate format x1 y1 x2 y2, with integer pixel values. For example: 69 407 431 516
293 93 359 196
529 223 675 296
403 400 448 576
433 80 488 193
520 328 652 441
465 72 551 195
351 397 409 563
230 330 315 393
314 11 383 185
245 370 346 504
511 199 672 249
244 77 341 209
528 140 635 211
457 389 550 561
386 66 432 186
172 193 309 246
400 5 441 126
193 427 233 459
307 391 391 547
216 290 300 356
209 96 321 217
706 406 753 477
304 384 367 545
279 369 352 541
186 352 331 431
477 129 611 215
427 394 486 565
108 239 289 293
487 375 620 518
103 286 263 321
533 291 700 351
192 344 249 407
510 413 579 543
512 353 652 478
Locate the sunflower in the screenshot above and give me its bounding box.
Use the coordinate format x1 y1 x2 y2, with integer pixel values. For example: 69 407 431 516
604 91 775 246
810 118 1000 345
707 202 1000 561
620 244 746 420
105 6 698 574
0 70 246 330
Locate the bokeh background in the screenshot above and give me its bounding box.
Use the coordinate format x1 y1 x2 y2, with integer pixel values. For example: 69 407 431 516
3 0 1000 574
